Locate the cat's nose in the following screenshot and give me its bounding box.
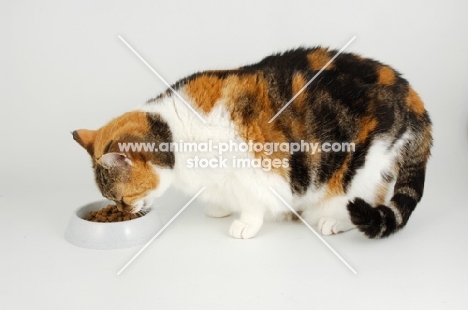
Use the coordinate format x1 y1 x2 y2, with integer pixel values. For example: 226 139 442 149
116 201 136 213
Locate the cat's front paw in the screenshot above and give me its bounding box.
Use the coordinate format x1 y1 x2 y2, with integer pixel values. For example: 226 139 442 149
204 204 231 218
318 217 354 236
229 219 261 239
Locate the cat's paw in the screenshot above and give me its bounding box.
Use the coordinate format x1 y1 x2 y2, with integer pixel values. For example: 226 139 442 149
229 219 261 239
318 217 354 236
204 204 231 218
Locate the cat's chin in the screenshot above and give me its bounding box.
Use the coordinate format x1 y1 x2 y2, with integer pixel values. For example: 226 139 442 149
131 197 155 213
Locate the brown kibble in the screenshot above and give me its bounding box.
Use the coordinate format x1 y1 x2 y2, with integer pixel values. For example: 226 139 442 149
85 204 144 223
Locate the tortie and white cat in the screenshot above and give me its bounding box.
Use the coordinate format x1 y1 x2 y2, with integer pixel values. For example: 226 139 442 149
73 47 432 239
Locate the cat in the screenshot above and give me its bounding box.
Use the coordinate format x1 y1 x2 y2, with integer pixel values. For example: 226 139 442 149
72 47 432 239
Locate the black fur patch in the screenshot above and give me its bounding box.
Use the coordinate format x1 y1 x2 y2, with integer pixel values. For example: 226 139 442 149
232 93 259 125
342 141 370 188
289 151 311 195
391 193 417 225
347 198 397 238
146 114 175 168
377 206 397 238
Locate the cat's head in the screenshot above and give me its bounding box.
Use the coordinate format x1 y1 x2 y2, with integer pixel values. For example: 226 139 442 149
72 111 175 213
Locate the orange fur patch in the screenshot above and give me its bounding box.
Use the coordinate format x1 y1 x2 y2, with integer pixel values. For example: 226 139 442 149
73 129 97 155
184 74 224 114
223 73 289 176
326 157 349 196
93 111 150 159
290 73 309 138
356 116 378 143
308 48 334 71
406 87 425 115
352 53 364 60
291 73 307 109
375 182 389 205
378 66 396 85
121 163 159 206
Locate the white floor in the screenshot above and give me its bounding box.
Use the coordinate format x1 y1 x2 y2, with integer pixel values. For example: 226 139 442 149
2 182 467 310
2 1 468 309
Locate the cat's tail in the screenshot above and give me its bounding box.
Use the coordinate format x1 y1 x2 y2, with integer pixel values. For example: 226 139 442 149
347 126 432 238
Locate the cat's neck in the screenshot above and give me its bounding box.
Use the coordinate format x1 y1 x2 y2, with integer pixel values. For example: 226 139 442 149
139 93 235 144
139 93 239 194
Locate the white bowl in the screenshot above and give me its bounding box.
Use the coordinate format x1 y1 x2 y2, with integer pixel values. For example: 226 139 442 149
64 200 163 250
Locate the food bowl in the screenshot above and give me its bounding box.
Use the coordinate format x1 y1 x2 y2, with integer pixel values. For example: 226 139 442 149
64 199 163 250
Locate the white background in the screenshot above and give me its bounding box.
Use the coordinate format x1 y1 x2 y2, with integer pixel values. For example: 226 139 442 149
1 0 467 309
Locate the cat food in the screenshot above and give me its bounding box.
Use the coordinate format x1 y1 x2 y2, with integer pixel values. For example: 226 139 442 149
86 204 142 222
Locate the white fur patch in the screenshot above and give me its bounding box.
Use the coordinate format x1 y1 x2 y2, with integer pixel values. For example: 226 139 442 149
140 94 293 237
150 165 173 198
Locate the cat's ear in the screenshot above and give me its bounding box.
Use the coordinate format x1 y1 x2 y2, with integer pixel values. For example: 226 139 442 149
72 129 97 156
98 153 133 168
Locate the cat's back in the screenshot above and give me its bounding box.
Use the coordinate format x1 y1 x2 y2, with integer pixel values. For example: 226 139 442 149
163 47 429 137
163 47 424 115
148 47 430 149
